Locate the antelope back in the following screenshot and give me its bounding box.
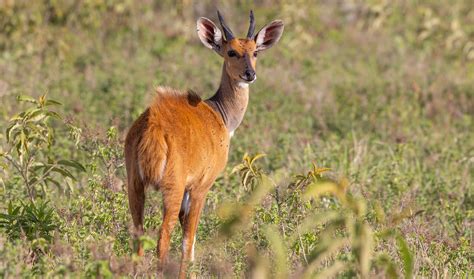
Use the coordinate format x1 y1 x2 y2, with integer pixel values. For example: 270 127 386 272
136 88 230 187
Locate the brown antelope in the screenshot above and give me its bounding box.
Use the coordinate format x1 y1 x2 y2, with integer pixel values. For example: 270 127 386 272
124 10 284 278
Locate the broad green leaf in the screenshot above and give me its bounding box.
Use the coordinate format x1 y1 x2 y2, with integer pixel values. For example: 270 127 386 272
242 170 252 188
23 107 41 118
27 109 47 121
19 131 27 153
45 177 62 190
58 159 86 172
250 153 266 165
45 99 62 106
10 112 26 121
17 95 37 104
45 111 62 119
51 167 76 180
6 123 20 143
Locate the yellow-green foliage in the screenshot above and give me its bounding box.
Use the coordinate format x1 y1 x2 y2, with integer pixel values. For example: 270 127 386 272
0 0 473 278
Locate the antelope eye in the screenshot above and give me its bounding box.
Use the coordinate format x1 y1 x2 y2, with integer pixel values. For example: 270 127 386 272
253 51 258 57
227 50 237 57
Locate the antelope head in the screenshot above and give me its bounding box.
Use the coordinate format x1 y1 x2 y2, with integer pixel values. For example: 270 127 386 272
197 10 284 84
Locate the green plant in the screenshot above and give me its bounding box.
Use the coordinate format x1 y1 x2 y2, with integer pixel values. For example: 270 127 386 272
219 154 415 278
85 260 113 279
0 199 58 243
0 95 85 200
81 126 124 189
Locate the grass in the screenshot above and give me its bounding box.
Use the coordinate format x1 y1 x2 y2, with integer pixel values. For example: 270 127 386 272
0 0 472 277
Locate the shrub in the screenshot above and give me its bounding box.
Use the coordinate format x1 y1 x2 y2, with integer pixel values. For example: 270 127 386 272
216 154 414 278
0 199 58 243
0 95 85 200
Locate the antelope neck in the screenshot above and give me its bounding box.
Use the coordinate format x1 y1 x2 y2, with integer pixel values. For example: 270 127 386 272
205 65 249 134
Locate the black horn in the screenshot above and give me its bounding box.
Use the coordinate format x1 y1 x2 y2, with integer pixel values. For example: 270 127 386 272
247 10 255 39
217 10 234 41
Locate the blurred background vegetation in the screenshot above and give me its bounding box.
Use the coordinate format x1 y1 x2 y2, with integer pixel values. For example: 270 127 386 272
0 0 472 277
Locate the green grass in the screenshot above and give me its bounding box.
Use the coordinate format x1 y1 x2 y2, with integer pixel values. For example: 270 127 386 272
0 0 472 277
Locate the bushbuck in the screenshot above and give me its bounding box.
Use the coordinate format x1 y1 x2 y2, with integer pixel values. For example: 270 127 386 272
124 10 284 278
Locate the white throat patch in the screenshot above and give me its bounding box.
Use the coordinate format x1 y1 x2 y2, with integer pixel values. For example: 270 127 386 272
237 82 249 88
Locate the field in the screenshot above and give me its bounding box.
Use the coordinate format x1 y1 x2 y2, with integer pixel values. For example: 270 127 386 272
0 0 473 278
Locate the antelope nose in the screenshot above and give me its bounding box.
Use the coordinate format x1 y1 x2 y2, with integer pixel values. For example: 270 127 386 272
244 70 256 81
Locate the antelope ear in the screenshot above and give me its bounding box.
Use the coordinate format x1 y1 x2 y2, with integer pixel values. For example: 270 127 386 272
197 17 223 56
254 20 284 51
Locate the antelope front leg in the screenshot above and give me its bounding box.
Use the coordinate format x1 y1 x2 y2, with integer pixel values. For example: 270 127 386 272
178 191 207 279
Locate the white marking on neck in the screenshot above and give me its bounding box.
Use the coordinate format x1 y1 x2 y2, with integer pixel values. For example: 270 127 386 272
229 130 235 137
237 82 249 88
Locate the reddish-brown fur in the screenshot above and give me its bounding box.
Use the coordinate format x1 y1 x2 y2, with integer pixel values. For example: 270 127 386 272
125 89 229 271
124 10 283 278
